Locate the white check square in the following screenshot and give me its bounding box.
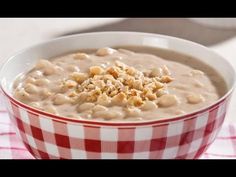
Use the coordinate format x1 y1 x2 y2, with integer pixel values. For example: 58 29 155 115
67 124 84 139
71 149 87 159
135 127 153 141
195 112 209 129
101 153 117 159
100 128 118 141
167 122 184 136
19 109 30 124
188 138 203 153
26 134 37 149
45 142 59 157
39 117 54 133
133 152 150 159
162 146 179 159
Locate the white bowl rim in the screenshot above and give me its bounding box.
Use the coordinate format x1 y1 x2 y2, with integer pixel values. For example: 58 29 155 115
0 31 235 126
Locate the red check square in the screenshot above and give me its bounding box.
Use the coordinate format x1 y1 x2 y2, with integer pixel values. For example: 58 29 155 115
204 121 216 136
180 131 194 145
150 138 167 151
55 134 70 148
31 126 44 141
118 141 134 153
85 139 101 152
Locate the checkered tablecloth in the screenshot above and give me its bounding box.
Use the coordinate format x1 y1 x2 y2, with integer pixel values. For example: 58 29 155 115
0 108 236 159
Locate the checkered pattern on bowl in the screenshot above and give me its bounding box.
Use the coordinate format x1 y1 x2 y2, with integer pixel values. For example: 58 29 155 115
2 90 231 159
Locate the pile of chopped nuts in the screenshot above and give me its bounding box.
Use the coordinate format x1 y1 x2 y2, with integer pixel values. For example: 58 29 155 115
67 60 174 109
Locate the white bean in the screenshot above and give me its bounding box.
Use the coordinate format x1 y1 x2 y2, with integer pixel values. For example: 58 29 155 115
24 83 38 94
191 70 204 76
150 68 163 77
65 80 77 88
30 70 43 78
14 88 30 101
96 47 116 56
44 105 58 114
96 94 111 106
141 101 158 111
158 94 179 107
43 67 55 75
25 77 36 84
35 78 50 86
35 59 52 69
93 110 124 120
40 88 52 98
53 94 70 105
187 94 205 104
156 89 169 97
92 105 108 112
73 53 89 60
125 107 141 117
80 111 92 119
77 92 89 103
77 103 95 112
29 102 42 110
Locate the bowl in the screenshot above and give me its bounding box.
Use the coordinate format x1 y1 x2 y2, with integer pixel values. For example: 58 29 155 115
0 32 235 159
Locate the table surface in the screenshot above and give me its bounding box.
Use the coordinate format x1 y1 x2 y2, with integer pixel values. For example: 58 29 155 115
0 18 235 122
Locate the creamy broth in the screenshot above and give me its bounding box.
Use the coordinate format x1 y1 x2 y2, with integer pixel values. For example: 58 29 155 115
12 46 227 121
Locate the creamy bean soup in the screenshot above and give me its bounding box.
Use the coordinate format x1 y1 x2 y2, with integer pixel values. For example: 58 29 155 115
13 46 227 121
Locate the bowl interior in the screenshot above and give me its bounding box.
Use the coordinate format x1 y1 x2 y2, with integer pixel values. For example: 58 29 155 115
0 32 235 109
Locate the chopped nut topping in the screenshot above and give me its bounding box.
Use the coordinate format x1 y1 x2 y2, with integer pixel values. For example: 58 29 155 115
106 66 119 78
70 72 89 84
127 96 144 107
66 60 173 109
126 67 136 76
160 76 174 83
162 65 171 76
112 92 127 105
65 80 77 88
89 66 104 76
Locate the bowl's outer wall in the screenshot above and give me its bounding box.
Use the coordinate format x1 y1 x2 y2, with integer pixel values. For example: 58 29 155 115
3 92 231 159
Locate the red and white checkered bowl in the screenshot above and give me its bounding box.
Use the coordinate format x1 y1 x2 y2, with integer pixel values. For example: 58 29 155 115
0 32 235 159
